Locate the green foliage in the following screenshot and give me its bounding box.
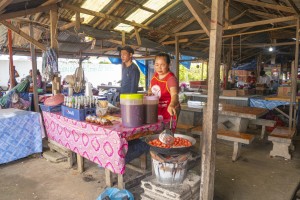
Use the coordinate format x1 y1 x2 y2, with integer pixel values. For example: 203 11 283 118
139 73 145 89
179 63 208 82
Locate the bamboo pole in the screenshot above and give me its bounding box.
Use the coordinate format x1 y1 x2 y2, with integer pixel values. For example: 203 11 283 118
200 0 224 199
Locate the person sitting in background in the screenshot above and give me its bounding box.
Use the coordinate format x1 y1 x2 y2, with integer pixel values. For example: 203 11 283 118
247 71 256 88
36 70 43 89
258 70 271 87
25 70 33 84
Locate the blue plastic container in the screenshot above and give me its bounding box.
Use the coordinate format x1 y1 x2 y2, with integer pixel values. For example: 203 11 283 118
61 106 85 121
61 106 96 121
40 104 62 113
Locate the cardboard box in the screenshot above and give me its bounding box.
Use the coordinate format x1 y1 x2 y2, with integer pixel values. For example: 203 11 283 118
223 90 237 97
277 86 291 97
237 89 248 96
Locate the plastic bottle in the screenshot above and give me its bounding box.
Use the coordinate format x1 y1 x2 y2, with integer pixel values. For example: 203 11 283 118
143 95 159 124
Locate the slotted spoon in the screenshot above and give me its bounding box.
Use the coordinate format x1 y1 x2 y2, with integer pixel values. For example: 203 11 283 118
159 116 174 145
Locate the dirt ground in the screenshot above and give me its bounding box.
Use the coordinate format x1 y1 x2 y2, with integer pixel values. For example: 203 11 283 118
1 136 300 200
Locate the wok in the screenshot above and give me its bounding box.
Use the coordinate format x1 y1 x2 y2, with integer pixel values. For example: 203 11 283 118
144 133 196 156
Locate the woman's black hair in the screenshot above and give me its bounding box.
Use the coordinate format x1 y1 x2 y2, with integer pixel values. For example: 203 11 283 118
155 52 171 64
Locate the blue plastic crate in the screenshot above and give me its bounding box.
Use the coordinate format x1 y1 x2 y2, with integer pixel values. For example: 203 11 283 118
61 105 85 121
40 104 62 113
61 106 96 121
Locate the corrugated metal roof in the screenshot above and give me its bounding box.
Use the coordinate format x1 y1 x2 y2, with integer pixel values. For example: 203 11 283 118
0 0 298 63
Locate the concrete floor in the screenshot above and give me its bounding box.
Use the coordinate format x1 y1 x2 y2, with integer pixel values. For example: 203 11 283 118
1 136 300 200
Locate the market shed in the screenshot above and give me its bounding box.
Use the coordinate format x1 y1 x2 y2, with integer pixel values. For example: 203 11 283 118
0 1 300 200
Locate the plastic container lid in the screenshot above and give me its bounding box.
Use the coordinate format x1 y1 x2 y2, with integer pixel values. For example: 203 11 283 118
120 94 143 100
143 95 159 100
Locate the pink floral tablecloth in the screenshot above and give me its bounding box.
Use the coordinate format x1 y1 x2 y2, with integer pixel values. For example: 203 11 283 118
42 112 162 174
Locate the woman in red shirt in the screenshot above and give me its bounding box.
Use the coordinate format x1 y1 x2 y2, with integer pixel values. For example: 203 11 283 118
148 53 180 121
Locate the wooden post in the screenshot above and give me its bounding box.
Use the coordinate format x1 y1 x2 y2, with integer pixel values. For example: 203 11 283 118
50 5 58 95
175 36 180 84
122 31 125 46
200 0 224 199
7 20 15 89
289 18 299 129
29 23 39 112
50 5 58 55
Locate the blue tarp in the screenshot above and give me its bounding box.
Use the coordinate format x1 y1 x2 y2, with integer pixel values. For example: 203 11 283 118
232 60 256 71
108 57 147 75
108 57 122 64
135 60 147 76
180 55 195 69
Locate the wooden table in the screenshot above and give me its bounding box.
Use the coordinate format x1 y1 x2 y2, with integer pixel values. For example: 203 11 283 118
181 103 268 132
264 96 300 102
42 111 162 189
179 104 204 126
217 104 268 132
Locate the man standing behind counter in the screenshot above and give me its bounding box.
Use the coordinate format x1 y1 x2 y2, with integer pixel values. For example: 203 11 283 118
119 46 140 94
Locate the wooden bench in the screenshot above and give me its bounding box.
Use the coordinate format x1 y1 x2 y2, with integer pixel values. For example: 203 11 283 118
48 139 74 168
176 123 195 134
191 126 255 161
268 127 295 160
248 119 276 139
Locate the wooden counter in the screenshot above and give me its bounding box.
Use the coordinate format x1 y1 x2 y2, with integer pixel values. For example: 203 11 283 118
264 96 300 102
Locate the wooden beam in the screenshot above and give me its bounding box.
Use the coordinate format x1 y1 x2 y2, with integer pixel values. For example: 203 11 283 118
225 0 230 28
174 29 206 36
75 12 80 31
93 0 123 28
161 38 189 45
60 3 153 31
233 0 295 13
7 20 15 89
34 0 60 21
200 0 224 199
130 0 181 38
0 0 12 14
175 36 180 81
58 18 84 31
50 6 58 54
158 18 196 43
248 9 280 19
29 23 39 112
193 24 296 41
0 4 57 21
287 0 300 15
230 9 248 23
227 16 297 30
0 20 46 51
183 0 211 36
83 47 117 54
134 27 142 46
122 31 126 46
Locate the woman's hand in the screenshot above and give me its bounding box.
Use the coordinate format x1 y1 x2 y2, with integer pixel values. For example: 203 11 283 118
167 104 176 117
